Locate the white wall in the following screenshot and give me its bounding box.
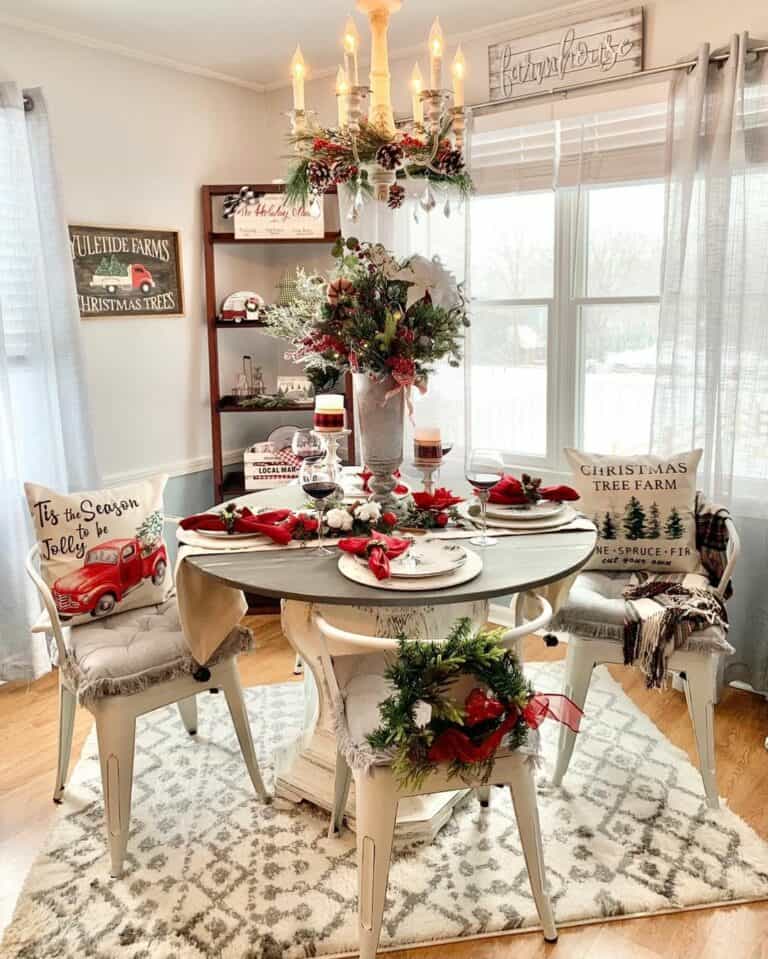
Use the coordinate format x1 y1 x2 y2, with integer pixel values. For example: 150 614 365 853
261 0 768 176
0 24 271 485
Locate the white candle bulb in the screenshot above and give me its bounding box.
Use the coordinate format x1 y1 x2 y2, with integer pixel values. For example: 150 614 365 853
336 65 349 126
411 62 424 125
452 44 466 108
290 45 306 112
428 17 444 90
343 16 360 86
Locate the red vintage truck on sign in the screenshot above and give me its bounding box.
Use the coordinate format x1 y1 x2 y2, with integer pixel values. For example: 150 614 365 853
52 538 167 620
90 263 155 295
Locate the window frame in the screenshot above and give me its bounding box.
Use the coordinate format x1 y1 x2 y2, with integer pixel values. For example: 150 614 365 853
466 183 662 475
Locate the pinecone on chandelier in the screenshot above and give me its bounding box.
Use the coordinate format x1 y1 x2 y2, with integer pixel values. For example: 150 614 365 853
331 159 359 185
387 183 406 209
375 142 404 171
437 148 465 176
307 159 333 193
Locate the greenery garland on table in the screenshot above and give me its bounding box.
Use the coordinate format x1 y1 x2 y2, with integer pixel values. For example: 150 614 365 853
366 619 535 789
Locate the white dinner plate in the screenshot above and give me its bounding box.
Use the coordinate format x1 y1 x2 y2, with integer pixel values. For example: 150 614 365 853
339 548 482 591
355 540 467 579
191 528 260 539
457 502 578 531
485 501 566 521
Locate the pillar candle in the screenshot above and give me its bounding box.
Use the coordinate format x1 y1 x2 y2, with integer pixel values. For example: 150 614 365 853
336 66 349 126
314 394 345 433
343 17 360 86
414 427 442 466
428 18 443 90
452 44 466 108
291 45 306 112
411 62 424 125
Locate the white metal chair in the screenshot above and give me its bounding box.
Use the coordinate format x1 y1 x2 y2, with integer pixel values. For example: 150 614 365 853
312 593 557 958
25 539 268 878
550 517 740 809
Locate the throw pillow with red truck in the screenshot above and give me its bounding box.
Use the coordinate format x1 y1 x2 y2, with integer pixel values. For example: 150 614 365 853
25 475 173 626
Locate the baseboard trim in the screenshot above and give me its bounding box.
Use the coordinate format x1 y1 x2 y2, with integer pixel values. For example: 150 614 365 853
103 449 244 487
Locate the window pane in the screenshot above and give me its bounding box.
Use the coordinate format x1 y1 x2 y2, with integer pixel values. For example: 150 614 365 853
470 304 547 456
582 303 659 454
470 193 554 299
585 183 664 297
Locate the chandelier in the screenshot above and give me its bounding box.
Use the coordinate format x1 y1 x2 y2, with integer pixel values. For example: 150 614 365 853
285 0 472 220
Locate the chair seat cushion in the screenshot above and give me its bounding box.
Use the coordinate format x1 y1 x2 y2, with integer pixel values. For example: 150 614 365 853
337 672 537 772
550 571 733 654
65 598 252 705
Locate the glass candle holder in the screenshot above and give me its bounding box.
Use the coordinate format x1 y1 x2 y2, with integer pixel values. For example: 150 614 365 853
313 394 345 433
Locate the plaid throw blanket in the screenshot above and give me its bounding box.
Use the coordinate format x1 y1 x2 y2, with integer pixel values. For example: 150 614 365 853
622 494 733 689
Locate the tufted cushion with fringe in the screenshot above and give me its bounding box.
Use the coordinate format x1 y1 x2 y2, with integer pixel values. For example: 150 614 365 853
549 571 733 655
63 598 253 706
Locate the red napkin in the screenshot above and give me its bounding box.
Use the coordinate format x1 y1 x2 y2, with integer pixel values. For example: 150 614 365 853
411 487 463 511
488 475 527 505
539 484 580 502
488 475 579 505
358 468 408 496
180 507 300 545
337 533 412 580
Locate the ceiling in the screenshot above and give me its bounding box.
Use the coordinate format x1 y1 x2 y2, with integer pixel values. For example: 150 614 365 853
0 0 574 88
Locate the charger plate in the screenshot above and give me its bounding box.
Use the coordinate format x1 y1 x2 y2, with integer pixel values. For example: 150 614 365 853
486 501 565 521
339 547 482 591
457 502 578 531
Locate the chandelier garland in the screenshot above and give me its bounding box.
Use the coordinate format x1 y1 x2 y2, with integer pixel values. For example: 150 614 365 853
284 3 474 220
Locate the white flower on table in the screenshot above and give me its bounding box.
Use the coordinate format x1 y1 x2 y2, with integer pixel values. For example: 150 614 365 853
326 508 353 531
354 501 382 522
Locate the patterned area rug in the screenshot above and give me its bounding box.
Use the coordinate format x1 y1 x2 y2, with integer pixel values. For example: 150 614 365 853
3 661 768 959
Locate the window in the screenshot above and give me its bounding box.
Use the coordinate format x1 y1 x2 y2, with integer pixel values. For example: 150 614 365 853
468 180 664 467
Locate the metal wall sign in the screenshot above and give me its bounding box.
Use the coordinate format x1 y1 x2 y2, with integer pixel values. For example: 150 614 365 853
488 8 643 101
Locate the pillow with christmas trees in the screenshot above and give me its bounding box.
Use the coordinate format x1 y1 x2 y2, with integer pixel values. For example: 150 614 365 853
25 474 173 626
564 448 704 574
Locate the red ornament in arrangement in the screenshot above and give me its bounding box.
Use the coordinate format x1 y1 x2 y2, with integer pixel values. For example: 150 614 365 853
464 688 506 726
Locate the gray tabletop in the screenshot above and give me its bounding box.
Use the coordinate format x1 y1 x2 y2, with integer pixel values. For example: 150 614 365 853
185 484 596 606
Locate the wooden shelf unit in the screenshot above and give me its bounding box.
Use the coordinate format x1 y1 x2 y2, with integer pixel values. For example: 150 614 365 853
202 182 356 504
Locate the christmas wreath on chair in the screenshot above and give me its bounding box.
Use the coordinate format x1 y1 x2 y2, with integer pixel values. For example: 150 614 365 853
366 618 582 789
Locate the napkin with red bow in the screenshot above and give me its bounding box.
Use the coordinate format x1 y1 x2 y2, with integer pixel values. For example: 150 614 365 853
337 533 412 580
358 468 409 496
180 506 317 546
488 475 580 506
411 487 464 511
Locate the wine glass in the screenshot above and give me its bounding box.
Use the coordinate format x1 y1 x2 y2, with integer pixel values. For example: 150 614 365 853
291 429 324 464
300 459 340 556
465 448 504 547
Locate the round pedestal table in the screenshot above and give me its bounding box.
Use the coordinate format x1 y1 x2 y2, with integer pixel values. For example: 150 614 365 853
185 486 596 841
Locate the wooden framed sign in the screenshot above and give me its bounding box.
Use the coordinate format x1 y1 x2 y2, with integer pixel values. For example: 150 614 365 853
69 225 184 318
234 194 325 240
488 8 643 101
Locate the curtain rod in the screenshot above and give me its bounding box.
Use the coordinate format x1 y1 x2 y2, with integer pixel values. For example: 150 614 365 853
470 44 768 116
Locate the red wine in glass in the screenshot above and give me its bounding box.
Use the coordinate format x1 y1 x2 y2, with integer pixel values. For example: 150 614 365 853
466 472 500 491
302 481 339 501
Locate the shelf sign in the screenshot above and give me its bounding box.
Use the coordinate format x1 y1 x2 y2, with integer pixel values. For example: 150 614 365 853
233 194 325 239
488 8 643 100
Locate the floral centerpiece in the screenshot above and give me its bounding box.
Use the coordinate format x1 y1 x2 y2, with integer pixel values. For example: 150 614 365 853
264 237 468 508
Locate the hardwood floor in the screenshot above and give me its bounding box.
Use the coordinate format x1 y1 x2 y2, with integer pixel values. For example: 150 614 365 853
1 617 767 957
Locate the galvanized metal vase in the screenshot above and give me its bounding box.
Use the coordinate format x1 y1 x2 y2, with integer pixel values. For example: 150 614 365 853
353 372 404 509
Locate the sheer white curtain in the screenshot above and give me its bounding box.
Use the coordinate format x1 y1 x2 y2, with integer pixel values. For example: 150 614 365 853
0 84 100 681
650 37 768 691
338 187 468 484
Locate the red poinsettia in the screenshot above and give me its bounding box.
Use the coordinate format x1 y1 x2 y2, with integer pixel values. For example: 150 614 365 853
411 487 463 511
